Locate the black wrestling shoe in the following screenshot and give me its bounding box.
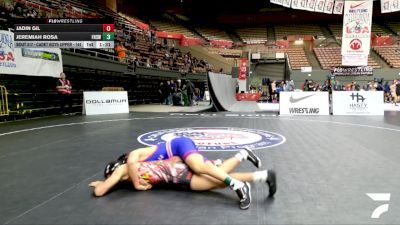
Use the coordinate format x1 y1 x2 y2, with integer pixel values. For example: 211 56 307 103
244 147 261 168
235 182 251 210
266 170 277 197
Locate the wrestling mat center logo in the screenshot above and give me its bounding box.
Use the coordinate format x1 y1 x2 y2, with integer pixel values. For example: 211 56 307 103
138 127 286 151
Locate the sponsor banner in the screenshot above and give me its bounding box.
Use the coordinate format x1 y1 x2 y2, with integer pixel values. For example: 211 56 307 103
333 0 344 14
332 91 384 115
341 0 373 55
279 92 330 115
324 0 335 13
0 30 63 77
333 66 373 76
238 58 248 80
138 127 286 151
283 0 292 7
314 0 326 12
342 54 368 66
83 91 129 115
306 0 317 11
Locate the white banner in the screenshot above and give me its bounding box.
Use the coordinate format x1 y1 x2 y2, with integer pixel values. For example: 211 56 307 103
341 1 373 56
393 0 400 11
333 0 344 14
332 91 384 115
0 30 63 77
83 91 129 115
381 0 392 13
306 0 317 10
279 92 330 115
324 0 335 13
342 54 369 66
270 0 284 5
291 0 300 8
299 0 308 9
381 0 400 12
315 0 326 12
283 0 292 7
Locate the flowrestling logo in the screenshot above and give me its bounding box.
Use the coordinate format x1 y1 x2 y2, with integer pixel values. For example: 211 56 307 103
138 127 286 151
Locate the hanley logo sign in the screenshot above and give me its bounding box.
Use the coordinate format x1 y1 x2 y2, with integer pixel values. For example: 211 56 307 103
138 127 286 151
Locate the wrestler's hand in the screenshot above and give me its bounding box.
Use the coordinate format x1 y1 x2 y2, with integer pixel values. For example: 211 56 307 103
135 183 152 191
89 181 103 188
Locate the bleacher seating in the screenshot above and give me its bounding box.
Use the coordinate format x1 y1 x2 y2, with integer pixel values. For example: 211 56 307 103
205 47 242 58
276 48 311 70
385 20 400 35
150 20 198 38
236 27 268 44
314 47 381 69
196 27 232 41
275 24 323 40
328 23 342 39
373 46 400 68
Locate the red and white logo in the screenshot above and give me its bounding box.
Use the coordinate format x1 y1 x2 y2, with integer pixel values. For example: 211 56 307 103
349 39 362 50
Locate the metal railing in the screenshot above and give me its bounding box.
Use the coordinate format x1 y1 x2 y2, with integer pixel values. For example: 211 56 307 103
65 48 119 61
0 85 9 116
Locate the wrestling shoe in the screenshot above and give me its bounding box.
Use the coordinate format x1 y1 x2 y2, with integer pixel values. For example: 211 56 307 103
266 170 277 197
244 147 261 168
235 182 251 210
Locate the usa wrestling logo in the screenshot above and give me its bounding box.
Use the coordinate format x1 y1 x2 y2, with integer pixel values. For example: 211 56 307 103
138 127 286 151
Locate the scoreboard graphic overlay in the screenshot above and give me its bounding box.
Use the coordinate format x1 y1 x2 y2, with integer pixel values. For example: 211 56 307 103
13 19 114 48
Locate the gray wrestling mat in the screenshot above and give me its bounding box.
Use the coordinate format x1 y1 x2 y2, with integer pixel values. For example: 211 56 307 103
1 112 400 225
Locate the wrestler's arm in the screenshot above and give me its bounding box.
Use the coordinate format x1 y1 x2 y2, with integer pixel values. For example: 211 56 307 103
89 166 124 197
127 151 152 191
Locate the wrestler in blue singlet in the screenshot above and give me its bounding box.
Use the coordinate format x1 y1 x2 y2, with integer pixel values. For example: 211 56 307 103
142 137 200 162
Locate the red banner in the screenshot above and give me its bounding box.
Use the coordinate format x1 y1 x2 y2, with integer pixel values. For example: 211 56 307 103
371 35 394 46
275 40 289 48
238 58 248 80
236 93 261 101
155 31 183 40
180 35 204 46
210 40 233 48
129 19 150 31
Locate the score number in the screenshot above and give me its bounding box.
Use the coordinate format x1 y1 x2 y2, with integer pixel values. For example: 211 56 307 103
102 24 115 41
102 32 114 41
102 24 115 32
